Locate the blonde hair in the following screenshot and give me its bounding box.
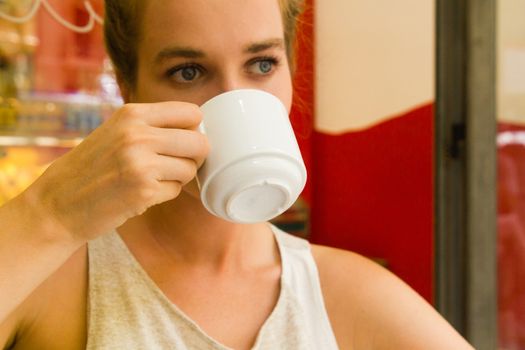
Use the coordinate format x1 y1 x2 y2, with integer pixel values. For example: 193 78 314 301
104 0 305 89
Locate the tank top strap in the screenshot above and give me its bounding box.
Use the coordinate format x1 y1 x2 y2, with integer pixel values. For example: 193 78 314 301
270 225 340 349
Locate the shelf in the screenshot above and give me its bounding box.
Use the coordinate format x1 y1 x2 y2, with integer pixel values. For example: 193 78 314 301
0 135 83 147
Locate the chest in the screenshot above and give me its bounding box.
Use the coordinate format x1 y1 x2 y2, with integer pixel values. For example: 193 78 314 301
144 264 282 349
85 232 338 350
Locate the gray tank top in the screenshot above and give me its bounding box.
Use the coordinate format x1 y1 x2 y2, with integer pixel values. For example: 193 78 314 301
86 226 339 349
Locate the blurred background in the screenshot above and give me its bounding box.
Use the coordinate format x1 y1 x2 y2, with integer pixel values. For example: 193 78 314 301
0 0 522 349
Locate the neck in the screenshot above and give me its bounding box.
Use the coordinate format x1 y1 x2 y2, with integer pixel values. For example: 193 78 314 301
117 190 277 271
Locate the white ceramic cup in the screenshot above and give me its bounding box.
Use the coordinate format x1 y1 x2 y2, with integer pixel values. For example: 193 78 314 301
197 89 307 223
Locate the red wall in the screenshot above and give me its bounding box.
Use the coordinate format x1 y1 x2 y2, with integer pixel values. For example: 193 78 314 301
290 0 434 302
309 105 434 302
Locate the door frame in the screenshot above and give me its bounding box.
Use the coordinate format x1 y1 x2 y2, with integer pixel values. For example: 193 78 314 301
435 0 497 348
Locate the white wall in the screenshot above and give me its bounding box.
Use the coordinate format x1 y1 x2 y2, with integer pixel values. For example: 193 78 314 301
315 1 435 133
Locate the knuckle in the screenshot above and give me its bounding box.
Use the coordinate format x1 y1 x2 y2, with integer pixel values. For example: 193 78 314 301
136 183 157 204
118 125 150 148
119 103 141 123
118 179 156 216
119 128 138 148
117 156 151 184
134 164 158 183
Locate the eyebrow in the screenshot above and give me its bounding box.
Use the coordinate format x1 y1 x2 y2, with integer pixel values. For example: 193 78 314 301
243 38 285 54
154 38 285 64
154 47 205 63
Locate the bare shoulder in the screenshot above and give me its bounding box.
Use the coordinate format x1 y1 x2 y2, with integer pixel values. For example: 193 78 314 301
0 246 88 350
310 244 474 350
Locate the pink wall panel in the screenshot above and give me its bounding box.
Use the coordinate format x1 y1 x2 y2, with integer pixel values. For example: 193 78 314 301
34 0 104 93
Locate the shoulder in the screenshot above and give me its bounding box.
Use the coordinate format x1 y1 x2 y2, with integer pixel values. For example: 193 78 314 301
1 246 88 350
310 244 474 350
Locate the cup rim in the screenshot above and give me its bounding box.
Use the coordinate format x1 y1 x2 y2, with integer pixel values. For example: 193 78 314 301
199 89 282 110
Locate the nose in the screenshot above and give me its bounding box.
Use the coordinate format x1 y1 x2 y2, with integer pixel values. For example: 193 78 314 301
216 68 250 94
217 79 242 94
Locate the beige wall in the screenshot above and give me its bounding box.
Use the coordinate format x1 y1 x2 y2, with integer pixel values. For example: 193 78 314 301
498 0 525 124
315 1 435 133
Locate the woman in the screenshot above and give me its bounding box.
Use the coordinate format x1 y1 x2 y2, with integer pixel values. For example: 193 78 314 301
0 0 473 349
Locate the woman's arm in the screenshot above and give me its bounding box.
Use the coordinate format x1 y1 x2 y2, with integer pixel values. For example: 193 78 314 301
0 101 208 333
0 187 80 326
313 245 474 350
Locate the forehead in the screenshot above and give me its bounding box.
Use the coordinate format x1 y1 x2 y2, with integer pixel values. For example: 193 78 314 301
140 0 284 57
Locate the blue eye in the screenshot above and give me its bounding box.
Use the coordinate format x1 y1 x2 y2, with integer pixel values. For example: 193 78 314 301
248 57 280 75
167 65 202 83
181 67 198 80
258 60 273 74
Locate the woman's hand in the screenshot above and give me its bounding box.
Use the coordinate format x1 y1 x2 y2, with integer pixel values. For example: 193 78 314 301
27 101 209 244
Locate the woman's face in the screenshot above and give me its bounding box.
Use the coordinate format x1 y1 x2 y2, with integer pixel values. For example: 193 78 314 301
130 0 293 111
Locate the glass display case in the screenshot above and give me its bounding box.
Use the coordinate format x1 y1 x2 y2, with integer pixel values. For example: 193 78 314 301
0 0 119 205
0 91 119 205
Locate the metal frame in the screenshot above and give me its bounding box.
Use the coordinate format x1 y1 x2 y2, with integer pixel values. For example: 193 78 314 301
435 0 497 348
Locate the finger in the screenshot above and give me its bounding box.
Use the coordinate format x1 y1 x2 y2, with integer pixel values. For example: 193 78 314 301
154 155 199 185
148 127 210 161
153 181 184 204
122 102 203 129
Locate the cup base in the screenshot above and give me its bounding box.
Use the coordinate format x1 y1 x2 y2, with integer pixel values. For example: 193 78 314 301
199 153 306 223
226 179 289 222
